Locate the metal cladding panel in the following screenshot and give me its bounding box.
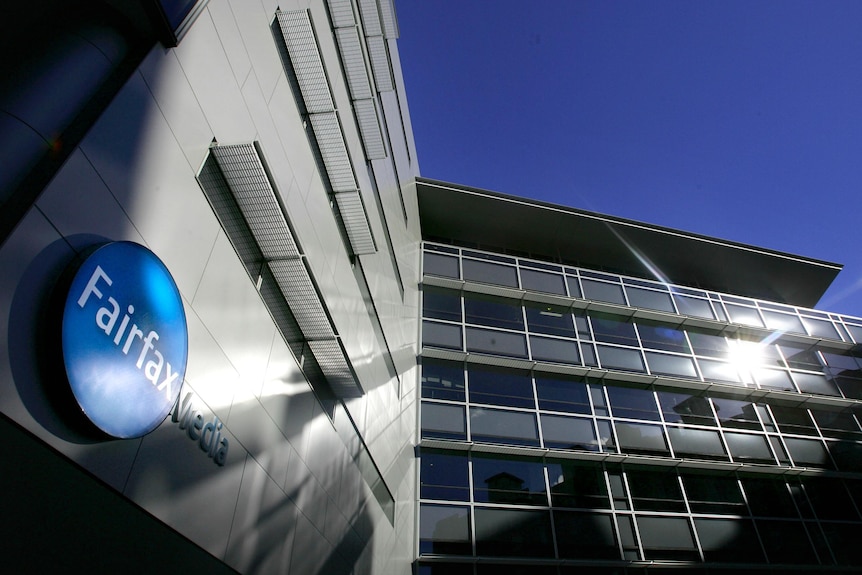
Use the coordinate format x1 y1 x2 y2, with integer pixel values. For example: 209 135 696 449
268 259 335 340
358 0 383 37
309 112 357 192
367 36 394 91
276 10 334 114
327 0 355 28
378 0 399 39
210 144 300 259
334 190 377 255
307 339 363 397
354 98 386 160
335 27 373 100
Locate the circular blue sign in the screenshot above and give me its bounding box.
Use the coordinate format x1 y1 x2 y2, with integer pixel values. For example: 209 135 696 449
62 242 188 438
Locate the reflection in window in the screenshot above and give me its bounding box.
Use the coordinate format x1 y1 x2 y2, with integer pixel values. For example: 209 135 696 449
467 365 533 408
625 286 674 312
421 403 466 441
535 375 591 414
465 327 527 358
615 422 669 456
645 352 697 378
762 310 806 334
590 314 638 346
597 345 645 372
423 252 460 279
581 279 626 305
658 391 715 426
667 427 727 460
462 258 518 287
725 304 764 327
554 511 619 559
423 321 463 350
637 516 698 561
474 508 554 557
472 455 547 505
682 473 746 514
540 414 598 451
688 331 728 357
724 432 774 464
470 407 539 447
520 268 566 295
712 398 762 430
674 294 714 319
627 470 686 512
637 323 689 353
785 438 832 469
695 517 764 563
422 359 465 401
530 336 580 364
607 386 660 420
525 304 575 337
548 462 610 510
419 503 471 555
421 450 469 501
423 287 462 321
464 293 524 330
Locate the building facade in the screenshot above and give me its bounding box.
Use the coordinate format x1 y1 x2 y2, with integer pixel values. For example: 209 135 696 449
415 180 862 574
1 1 419 573
5 2 862 575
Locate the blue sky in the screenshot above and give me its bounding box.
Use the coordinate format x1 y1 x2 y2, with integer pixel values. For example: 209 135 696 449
395 0 862 318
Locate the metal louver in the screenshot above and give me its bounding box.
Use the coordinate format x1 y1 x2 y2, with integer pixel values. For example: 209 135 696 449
276 11 333 114
208 142 363 397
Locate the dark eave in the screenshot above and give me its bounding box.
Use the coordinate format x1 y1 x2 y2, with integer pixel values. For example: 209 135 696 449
415 178 841 308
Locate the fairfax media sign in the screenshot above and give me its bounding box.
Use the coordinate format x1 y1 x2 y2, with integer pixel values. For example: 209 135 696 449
61 242 227 464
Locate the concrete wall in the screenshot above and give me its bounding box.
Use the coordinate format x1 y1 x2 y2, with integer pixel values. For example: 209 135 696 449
0 1 420 573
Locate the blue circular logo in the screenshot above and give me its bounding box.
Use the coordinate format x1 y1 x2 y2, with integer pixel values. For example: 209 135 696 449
62 242 188 438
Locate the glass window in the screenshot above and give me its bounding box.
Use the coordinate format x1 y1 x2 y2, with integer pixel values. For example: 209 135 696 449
590 314 638 346
615 422 669 456
465 327 527 358
422 359 465 401
423 287 462 321
769 406 818 436
520 268 566 295
724 432 774 464
421 450 469 501
803 478 858 521
698 359 743 384
674 295 715 319
554 511 619 559
467 365 534 408
712 398 762 430
637 516 697 561
835 374 862 400
462 258 518 287
779 344 822 371
535 374 591 414
464 294 523 330
472 454 547 505
424 252 460 279
626 470 685 512
753 368 795 392
687 331 728 358
597 345 645 372
667 427 727 460
607 386 660 420
682 473 745 514
793 371 841 396
548 461 609 509
784 438 832 469
762 310 806 334
637 323 689 353
755 519 818 564
419 503 471 555
725 304 764 327
694 518 765 563
658 391 715 426
540 414 598 451
530 336 580 364
474 508 554 557
820 522 862 566
525 304 575 337
418 563 473 575
625 286 675 312
565 276 582 299
802 317 840 340
742 477 797 518
422 403 466 440
645 352 697 378
829 440 862 472
470 407 539 447
811 409 861 438
423 321 463 350
581 279 626 305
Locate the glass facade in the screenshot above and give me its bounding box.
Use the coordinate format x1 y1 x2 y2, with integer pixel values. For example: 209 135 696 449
418 242 862 572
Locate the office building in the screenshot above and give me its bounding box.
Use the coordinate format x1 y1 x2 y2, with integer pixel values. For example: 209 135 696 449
3 2 862 574
416 180 862 574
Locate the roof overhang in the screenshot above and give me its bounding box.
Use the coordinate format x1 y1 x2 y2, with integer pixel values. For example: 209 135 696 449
416 178 842 308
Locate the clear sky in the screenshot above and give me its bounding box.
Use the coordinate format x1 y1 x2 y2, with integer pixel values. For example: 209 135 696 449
394 0 862 318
